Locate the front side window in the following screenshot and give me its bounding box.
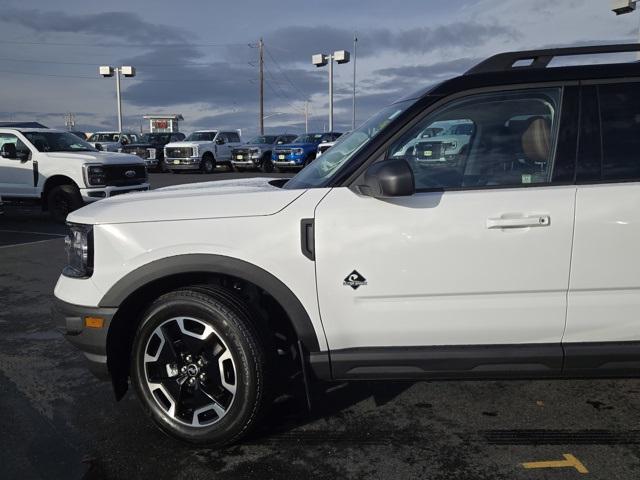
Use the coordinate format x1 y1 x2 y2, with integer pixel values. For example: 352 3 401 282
226 132 240 143
0 133 30 158
599 83 640 181
389 88 561 190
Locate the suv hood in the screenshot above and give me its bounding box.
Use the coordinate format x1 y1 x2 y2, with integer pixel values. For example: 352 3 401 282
68 177 304 225
275 143 317 150
42 151 145 165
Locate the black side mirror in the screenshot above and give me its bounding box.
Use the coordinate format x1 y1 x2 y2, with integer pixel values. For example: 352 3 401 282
0 143 17 159
359 158 415 198
95 143 103 151
215 138 225 145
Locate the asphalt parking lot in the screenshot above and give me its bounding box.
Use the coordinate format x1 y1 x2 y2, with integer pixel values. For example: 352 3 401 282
2 172 640 480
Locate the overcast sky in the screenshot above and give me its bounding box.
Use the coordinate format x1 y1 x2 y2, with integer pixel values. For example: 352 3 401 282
0 0 636 137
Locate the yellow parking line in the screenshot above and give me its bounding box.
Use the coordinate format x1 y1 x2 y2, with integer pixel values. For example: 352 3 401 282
523 454 588 474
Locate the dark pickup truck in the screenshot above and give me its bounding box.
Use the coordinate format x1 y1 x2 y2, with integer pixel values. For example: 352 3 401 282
121 132 185 172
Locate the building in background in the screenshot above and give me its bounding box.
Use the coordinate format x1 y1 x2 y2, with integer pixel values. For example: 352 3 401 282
143 114 184 133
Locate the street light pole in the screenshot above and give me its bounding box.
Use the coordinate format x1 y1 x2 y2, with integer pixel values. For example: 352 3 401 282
352 33 357 130
99 65 136 133
312 50 350 133
115 68 123 132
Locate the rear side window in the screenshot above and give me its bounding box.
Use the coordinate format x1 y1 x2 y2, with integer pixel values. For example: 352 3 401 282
599 83 640 181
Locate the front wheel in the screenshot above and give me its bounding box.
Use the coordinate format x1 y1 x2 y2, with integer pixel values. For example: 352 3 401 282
47 184 83 223
131 287 271 446
260 154 274 173
200 154 215 174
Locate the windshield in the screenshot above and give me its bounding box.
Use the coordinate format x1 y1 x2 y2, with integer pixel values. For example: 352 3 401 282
248 135 277 144
187 131 216 141
23 131 97 152
284 100 412 189
88 133 119 142
293 133 325 144
140 133 170 143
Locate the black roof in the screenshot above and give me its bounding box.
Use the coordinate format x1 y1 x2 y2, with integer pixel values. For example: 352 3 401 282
420 43 640 98
0 122 48 128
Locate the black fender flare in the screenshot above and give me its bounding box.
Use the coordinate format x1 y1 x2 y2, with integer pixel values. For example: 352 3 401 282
99 254 321 352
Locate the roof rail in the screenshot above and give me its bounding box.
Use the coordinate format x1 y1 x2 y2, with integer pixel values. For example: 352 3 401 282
465 43 640 75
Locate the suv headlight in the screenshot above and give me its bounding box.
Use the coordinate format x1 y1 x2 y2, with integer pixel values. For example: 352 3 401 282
250 148 261 159
85 165 106 186
292 148 304 155
63 223 93 278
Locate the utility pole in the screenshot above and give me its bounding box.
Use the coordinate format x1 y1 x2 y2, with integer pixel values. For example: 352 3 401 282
304 100 309 133
259 38 264 135
352 33 357 130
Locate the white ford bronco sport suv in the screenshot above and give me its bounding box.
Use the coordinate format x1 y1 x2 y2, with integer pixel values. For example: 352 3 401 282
164 130 242 173
0 128 148 222
54 44 640 447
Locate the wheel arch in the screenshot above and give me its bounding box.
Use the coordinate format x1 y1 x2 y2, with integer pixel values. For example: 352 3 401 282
41 174 79 209
102 254 324 399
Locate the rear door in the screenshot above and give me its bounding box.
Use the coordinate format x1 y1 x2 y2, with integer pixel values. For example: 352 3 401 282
564 80 640 371
314 86 579 375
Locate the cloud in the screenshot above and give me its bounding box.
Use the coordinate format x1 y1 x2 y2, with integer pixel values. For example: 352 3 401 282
263 22 518 64
0 7 185 43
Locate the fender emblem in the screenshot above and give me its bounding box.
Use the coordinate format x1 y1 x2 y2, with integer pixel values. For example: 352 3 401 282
343 270 367 290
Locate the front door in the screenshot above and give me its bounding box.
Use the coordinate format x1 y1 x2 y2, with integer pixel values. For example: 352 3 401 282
315 87 577 357
0 133 35 197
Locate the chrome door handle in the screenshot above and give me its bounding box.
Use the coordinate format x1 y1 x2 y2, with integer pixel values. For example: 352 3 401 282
487 215 550 229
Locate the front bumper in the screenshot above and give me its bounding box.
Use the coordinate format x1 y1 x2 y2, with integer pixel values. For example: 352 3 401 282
80 183 150 202
231 159 259 168
273 159 304 168
166 157 201 170
52 297 117 379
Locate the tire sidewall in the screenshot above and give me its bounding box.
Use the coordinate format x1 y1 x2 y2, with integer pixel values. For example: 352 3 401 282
48 184 82 223
201 154 215 173
131 293 262 444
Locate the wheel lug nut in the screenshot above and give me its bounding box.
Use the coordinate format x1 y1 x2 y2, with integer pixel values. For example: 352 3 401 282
188 377 196 386
199 372 206 381
197 358 204 366
185 355 193 363
180 366 187 373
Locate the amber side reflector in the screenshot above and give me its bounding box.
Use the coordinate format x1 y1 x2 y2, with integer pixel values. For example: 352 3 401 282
84 316 104 329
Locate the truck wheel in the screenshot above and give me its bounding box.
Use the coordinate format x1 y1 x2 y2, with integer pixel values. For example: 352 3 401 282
260 154 274 173
200 154 215 174
47 184 83 224
131 287 272 446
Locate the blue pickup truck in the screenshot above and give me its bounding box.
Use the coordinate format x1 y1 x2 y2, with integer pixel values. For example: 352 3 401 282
272 132 342 171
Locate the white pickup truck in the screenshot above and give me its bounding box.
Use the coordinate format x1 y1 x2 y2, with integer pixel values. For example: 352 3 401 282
0 128 149 222
164 130 242 173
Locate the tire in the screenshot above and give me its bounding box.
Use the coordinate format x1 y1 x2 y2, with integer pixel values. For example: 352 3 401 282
131 287 272 446
200 154 215 174
260 154 274 173
274 167 284 173
47 184 83 224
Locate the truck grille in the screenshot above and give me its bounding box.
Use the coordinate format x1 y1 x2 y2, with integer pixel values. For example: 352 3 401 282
166 147 193 158
122 146 150 158
275 149 292 156
104 164 147 186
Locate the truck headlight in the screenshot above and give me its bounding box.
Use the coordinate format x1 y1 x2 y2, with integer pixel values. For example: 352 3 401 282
250 148 261 159
193 145 199 157
63 223 93 278
292 148 304 155
85 165 106 186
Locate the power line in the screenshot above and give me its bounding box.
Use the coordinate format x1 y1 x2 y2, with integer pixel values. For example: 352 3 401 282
263 64 304 113
264 46 308 102
0 57 254 67
0 39 250 48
